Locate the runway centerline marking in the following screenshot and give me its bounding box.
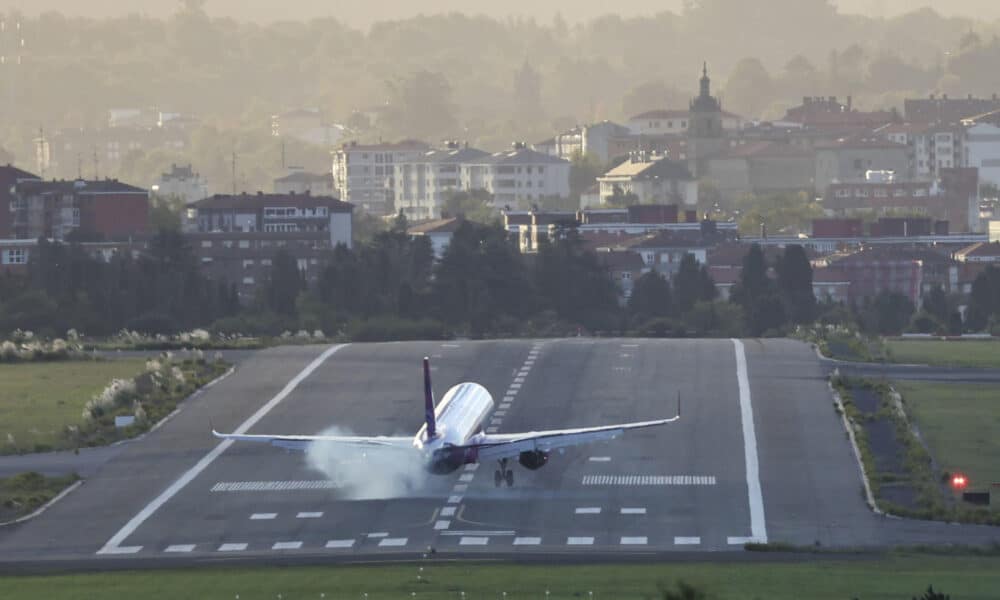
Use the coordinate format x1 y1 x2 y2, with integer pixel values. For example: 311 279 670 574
296 511 323 519
513 537 541 545
620 536 647 545
97 344 347 555
250 513 277 520
588 456 611 462
273 541 302 550
218 543 247 552
675 536 701 545
567 537 594 545
582 475 716 486
620 507 646 514
367 532 389 538
575 507 601 514
434 520 451 530
378 537 407 547
325 539 355 549
733 338 768 545
164 544 196 553
440 506 456 517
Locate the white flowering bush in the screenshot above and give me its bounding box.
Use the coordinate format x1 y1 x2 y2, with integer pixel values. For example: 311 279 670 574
0 341 16 361
171 366 185 384
313 329 325 339
66 328 80 341
296 329 310 339
83 378 137 420
190 329 210 341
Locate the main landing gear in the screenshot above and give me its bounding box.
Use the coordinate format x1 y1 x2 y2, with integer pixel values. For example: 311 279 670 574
494 458 514 487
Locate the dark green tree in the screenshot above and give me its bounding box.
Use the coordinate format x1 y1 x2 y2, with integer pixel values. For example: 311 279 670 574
673 253 717 314
775 244 816 325
965 266 1000 331
913 585 950 600
265 249 303 317
730 244 784 336
628 271 673 321
922 285 949 324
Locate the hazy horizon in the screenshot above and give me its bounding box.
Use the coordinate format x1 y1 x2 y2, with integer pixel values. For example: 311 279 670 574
1 1 998 27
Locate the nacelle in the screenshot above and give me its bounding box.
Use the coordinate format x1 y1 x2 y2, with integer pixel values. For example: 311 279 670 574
518 450 549 470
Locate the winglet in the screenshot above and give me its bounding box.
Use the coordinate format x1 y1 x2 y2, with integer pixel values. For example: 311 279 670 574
423 356 437 439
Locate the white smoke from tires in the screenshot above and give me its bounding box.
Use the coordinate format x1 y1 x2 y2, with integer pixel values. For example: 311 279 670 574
304 426 429 499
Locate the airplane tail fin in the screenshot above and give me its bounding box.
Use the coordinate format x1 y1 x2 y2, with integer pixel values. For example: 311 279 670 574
423 357 437 439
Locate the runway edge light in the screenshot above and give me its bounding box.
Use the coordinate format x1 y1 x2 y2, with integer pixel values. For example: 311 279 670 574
950 473 968 490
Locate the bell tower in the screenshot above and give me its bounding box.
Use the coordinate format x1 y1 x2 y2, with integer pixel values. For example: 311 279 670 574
687 62 726 177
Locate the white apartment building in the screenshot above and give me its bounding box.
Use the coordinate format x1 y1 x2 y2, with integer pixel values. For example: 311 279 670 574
394 145 490 220
597 153 698 206
966 122 1000 186
627 109 743 136
880 123 964 180
463 145 570 208
332 140 429 215
273 170 335 196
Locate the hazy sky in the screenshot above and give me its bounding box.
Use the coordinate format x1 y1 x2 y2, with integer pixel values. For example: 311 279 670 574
2 1 998 26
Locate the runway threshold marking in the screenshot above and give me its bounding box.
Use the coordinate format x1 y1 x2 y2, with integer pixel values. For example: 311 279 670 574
272 541 303 550
674 536 701 545
218 543 248 552
567 537 594 545
325 539 355 549
620 536 647 545
732 338 768 545
97 344 348 556
513 536 541 545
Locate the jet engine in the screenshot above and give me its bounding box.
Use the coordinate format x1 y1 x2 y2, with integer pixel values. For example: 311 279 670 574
518 450 549 470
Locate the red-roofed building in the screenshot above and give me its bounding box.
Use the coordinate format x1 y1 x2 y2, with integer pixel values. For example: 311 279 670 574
708 141 815 201
783 96 897 133
408 217 464 258
814 136 909 193
0 165 40 238
595 249 646 300
10 178 149 241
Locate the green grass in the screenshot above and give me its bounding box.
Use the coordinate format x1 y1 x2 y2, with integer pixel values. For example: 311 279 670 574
886 339 1000 369
3 556 1000 599
0 471 79 522
0 359 146 453
896 381 1000 491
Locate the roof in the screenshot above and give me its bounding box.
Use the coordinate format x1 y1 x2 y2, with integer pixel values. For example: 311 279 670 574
707 265 741 285
718 141 812 159
479 147 569 166
630 109 691 121
17 178 147 195
408 217 464 234
274 171 334 184
408 147 491 164
339 140 430 152
627 230 710 250
190 193 353 212
0 164 40 183
602 156 693 180
815 135 906 151
955 241 1000 259
812 267 851 283
596 250 645 271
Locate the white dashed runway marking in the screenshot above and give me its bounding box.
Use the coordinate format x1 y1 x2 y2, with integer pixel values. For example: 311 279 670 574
218 543 247 552
325 539 355 549
620 536 647 545
296 511 323 519
588 456 611 462
674 537 701 545
620 507 646 515
102 546 141 554
582 475 716 486
459 536 489 545
367 532 389 538
272 541 302 550
567 537 594 545
434 520 451 530
440 506 456 517
513 537 541 545
164 544 195 553
574 507 601 514
378 537 408 547
250 512 277 520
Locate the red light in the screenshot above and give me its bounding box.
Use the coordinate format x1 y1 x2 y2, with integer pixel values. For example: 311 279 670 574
951 474 968 489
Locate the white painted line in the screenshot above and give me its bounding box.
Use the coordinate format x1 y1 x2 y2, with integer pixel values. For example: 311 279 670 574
524 360 535 366
513 377 525 383
620 536 647 545
101 545 142 554
502 395 515 402
272 541 302 550
434 520 451 530
459 473 475 482
213 480 343 492
493 410 507 417
567 537 594 545
490 417 502 425
498 402 511 410
367 532 389 538
513 537 541 546
620 508 646 515
164 544 195 553
486 426 498 433
97 344 347 555
518 370 529 376
675 537 701 545
447 495 463 504
250 512 277 520
581 475 716 485
218 543 248 552
575 507 601 514
622 344 639 348
588 456 611 462
728 536 755 545
733 338 768 544
509 383 522 389
296 512 323 519
442 344 461 348
453 483 469 492
325 539 355 549
378 538 407 547
459 536 489 546
440 506 456 517
441 530 515 536
464 463 479 472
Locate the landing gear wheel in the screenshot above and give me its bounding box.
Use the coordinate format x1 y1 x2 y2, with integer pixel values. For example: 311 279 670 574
505 469 514 487
494 470 502 487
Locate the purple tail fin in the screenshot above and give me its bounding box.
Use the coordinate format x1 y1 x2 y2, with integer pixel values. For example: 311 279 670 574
423 357 437 439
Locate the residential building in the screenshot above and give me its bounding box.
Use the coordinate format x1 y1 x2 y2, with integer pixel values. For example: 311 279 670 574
597 153 697 206
953 241 1000 264
332 140 429 215
10 178 149 241
183 192 353 300
905 94 1000 124
830 246 960 304
813 136 909 194
273 170 335 196
812 267 851 304
964 122 1000 186
153 163 209 205
627 109 743 136
990 220 1000 242
707 141 815 201
515 210 577 253
45 121 192 180
595 250 646 300
407 217 464 258
542 121 634 164
464 144 570 208
271 108 346 147
782 96 897 134
0 165 40 237
394 144 491 220
0 238 147 276
823 172 975 232
626 230 712 277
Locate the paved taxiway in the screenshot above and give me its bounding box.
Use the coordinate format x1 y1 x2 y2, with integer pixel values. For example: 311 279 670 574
1 338 997 567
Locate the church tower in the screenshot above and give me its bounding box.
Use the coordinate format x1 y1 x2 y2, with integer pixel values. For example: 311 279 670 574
687 62 726 176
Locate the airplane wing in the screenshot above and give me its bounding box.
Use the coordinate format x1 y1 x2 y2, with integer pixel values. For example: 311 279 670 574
212 430 414 452
467 410 680 463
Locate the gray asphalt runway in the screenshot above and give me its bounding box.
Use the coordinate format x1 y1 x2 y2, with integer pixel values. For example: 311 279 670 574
1 338 997 569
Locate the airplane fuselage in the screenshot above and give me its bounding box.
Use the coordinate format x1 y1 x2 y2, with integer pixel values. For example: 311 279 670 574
413 382 494 473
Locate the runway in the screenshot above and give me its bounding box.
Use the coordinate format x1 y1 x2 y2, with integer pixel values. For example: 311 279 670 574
1 338 997 568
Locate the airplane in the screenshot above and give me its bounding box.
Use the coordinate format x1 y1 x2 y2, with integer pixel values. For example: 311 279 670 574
213 357 680 487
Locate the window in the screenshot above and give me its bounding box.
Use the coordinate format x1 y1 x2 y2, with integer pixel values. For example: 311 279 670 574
297 259 308 271
2 248 28 264
223 240 234 248
261 259 272 266
242 276 255 285
201 240 212 248
239 240 250 249
537 167 544 175
853 159 863 169
243 259 254 268
200 257 213 263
